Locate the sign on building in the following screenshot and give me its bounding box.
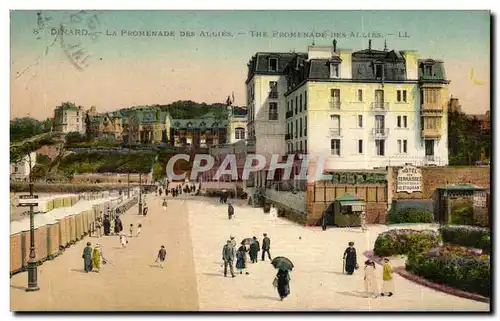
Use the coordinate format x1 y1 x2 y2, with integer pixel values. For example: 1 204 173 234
396 165 422 194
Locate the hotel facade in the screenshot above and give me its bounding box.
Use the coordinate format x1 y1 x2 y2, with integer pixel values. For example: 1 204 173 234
246 40 449 186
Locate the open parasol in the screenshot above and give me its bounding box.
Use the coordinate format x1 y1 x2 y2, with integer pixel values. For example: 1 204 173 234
241 238 256 245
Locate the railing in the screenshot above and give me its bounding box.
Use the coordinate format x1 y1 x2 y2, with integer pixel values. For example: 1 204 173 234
329 128 342 137
269 91 279 99
372 128 389 137
330 100 341 110
421 128 442 138
422 103 443 112
285 110 293 119
371 102 389 111
268 113 278 121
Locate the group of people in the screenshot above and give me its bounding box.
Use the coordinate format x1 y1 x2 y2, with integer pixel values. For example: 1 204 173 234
343 241 395 298
82 241 106 273
221 233 272 277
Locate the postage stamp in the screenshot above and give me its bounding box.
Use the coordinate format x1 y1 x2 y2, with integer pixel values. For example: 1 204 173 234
9 10 491 313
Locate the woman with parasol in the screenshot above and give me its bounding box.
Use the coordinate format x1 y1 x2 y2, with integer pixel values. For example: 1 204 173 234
271 257 294 301
235 245 249 275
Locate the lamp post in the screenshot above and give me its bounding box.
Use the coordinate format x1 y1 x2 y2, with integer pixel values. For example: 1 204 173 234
138 173 143 215
26 153 39 292
127 137 131 199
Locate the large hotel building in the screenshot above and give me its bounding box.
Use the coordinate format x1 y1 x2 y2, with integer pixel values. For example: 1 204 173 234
246 40 449 186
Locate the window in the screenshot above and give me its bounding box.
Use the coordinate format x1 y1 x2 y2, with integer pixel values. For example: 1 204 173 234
403 116 408 128
77 118 79 123
268 102 278 120
299 118 303 138
330 115 340 136
425 140 434 156
235 127 245 140
304 116 307 136
375 139 385 156
299 141 303 152
269 81 277 91
304 140 307 153
425 65 432 76
375 64 383 78
397 116 401 128
358 139 363 154
424 89 440 104
295 97 298 114
358 115 363 128
397 90 407 102
304 91 307 109
397 139 407 153
269 58 278 72
357 89 363 102
287 101 290 112
331 89 340 109
330 63 340 78
291 100 294 115
299 94 303 112
14 166 18 172
295 120 298 138
331 139 341 156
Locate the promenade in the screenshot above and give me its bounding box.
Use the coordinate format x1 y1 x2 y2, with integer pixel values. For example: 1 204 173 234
11 192 490 311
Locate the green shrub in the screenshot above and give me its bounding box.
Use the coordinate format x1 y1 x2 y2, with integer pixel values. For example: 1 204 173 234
450 206 474 225
439 225 490 254
406 247 490 297
389 206 433 224
373 229 441 257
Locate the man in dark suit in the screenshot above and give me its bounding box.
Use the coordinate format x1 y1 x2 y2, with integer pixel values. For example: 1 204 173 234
261 233 272 261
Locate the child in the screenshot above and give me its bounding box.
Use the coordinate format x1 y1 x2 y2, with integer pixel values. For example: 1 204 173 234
381 258 394 297
155 245 167 268
162 198 167 210
136 223 142 237
129 224 133 237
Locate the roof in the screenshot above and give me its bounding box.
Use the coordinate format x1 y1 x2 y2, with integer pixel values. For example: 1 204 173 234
335 194 363 202
247 52 307 82
170 118 228 129
418 59 448 82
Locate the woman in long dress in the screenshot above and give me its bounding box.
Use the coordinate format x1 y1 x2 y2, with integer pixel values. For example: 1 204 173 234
235 245 249 275
102 216 111 236
381 258 394 297
276 269 291 301
92 244 102 272
82 242 93 272
363 260 378 298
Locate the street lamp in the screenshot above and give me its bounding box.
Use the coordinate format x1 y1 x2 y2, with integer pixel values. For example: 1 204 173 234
26 153 39 291
138 173 143 215
127 137 131 199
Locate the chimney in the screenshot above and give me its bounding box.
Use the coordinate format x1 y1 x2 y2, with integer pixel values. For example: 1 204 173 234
333 39 337 53
368 39 372 51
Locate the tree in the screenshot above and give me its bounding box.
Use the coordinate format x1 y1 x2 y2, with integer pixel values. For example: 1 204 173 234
10 117 43 142
65 131 87 145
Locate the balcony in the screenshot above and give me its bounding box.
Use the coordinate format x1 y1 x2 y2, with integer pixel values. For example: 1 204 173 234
371 128 389 138
421 128 442 138
421 103 444 114
371 102 389 112
330 100 341 110
329 128 342 137
285 110 293 119
285 133 291 140
269 91 279 99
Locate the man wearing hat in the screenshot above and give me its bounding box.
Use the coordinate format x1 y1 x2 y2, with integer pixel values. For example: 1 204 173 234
222 240 235 277
261 233 271 261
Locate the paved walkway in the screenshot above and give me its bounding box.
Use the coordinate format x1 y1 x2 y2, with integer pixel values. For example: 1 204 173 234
185 197 490 312
10 194 199 311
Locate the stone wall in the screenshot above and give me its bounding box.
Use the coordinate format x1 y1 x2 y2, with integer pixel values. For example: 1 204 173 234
390 166 490 200
72 173 151 184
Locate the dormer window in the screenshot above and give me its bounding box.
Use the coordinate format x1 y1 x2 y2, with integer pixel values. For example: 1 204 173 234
330 63 340 78
375 64 383 79
269 58 278 72
425 65 432 76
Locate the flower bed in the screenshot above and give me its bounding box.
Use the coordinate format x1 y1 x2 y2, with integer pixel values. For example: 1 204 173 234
439 225 490 255
373 229 441 258
388 206 433 224
406 244 490 298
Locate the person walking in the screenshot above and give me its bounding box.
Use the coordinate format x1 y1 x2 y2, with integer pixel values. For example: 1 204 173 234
381 258 394 297
94 217 102 238
120 233 128 248
343 241 358 275
228 203 234 220
249 236 260 263
261 233 272 261
155 245 167 268
82 242 93 273
136 223 142 237
222 240 235 278
102 215 111 236
162 198 167 210
364 260 378 298
275 269 291 301
143 203 148 216
236 245 249 275
114 216 123 235
129 224 134 237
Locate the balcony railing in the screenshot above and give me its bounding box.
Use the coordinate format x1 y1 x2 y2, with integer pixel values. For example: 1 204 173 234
371 102 389 112
421 128 442 138
285 110 293 119
330 100 341 110
372 128 389 137
329 128 342 137
421 103 443 112
269 91 279 99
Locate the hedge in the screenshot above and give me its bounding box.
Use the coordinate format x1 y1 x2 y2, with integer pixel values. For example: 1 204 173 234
406 246 490 297
450 206 475 225
388 206 433 224
373 229 441 257
439 225 490 254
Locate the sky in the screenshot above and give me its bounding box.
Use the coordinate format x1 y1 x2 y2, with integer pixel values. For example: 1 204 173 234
10 10 490 120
